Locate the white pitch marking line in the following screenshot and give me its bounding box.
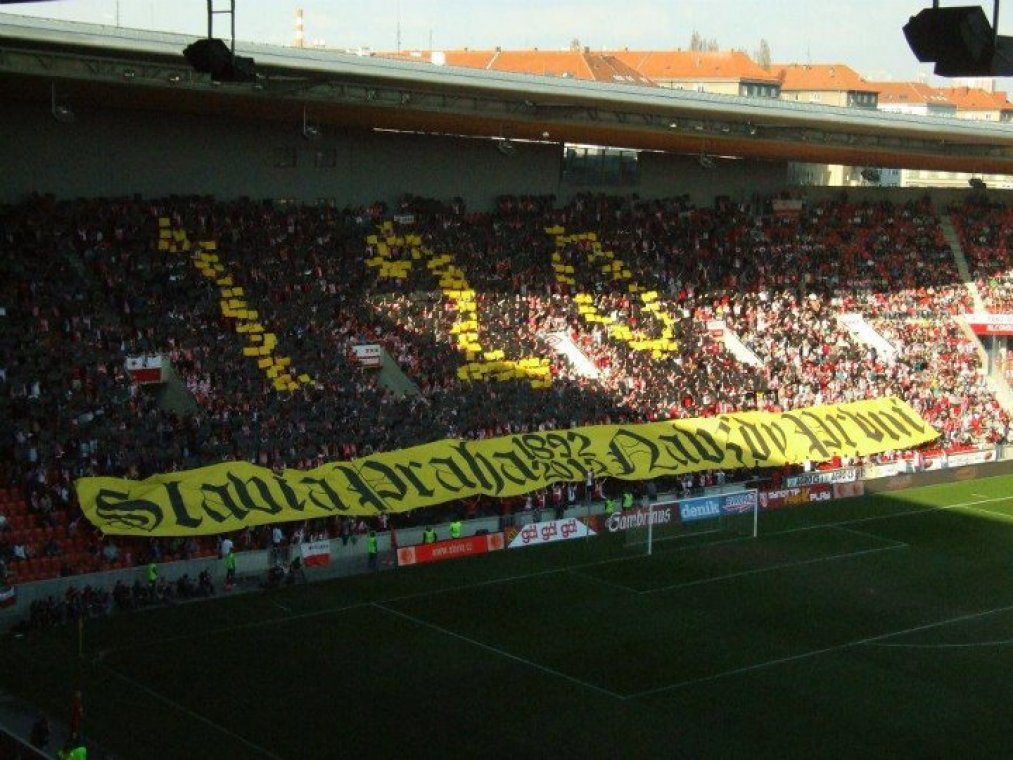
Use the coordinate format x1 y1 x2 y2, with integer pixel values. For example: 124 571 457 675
778 493 1013 536
372 602 625 700
101 663 285 759
955 505 1013 523
830 524 908 548
869 638 1013 650
566 568 640 593
627 601 1013 699
640 544 907 595
649 528 726 545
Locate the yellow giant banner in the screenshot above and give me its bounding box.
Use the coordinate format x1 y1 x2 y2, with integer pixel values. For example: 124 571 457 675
76 397 937 536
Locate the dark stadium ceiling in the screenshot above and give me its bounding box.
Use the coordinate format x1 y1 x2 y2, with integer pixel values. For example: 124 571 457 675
3 13 1013 173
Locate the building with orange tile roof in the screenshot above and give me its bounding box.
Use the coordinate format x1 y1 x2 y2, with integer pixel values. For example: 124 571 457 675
373 48 655 86
609 50 780 98
936 86 1013 122
773 63 879 109
869 81 955 116
381 48 789 98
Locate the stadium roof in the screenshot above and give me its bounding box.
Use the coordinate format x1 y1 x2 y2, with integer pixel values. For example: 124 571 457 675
3 13 1013 173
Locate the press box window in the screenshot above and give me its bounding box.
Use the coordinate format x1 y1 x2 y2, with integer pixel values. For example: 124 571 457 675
562 145 639 187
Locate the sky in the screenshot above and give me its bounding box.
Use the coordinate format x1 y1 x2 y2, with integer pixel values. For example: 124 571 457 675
4 0 1013 84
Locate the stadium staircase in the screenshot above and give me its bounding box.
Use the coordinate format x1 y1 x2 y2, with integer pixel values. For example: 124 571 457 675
979 348 1013 413
939 215 986 313
155 363 202 416
542 330 600 378
707 321 762 366
836 314 898 363
939 216 1013 413
378 348 421 397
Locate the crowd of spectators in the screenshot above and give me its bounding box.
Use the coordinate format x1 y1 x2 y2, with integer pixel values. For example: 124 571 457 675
13 567 216 635
950 199 1013 312
19 583 110 633
0 191 1010 586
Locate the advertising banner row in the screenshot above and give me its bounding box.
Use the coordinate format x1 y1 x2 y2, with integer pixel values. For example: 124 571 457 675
812 449 998 483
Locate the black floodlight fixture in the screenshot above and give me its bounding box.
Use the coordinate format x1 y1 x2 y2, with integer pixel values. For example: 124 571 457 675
183 0 256 83
904 2 1013 76
183 38 256 83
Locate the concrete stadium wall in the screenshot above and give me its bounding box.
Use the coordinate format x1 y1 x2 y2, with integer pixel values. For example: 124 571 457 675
13 100 1013 215
634 153 789 205
3 100 790 208
1 101 561 209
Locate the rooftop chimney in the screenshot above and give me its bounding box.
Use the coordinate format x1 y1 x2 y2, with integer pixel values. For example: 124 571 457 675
294 8 304 48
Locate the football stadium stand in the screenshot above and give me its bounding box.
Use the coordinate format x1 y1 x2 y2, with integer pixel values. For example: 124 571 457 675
1 192 1011 588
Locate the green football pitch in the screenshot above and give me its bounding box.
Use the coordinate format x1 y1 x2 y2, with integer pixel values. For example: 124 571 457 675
6 475 1013 759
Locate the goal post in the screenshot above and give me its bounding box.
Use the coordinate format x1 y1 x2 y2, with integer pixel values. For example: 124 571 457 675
616 489 759 554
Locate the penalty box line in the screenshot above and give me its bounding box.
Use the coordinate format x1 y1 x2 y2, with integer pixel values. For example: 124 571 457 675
829 524 909 549
639 543 908 595
955 504 1013 523
371 602 627 701
626 600 1013 700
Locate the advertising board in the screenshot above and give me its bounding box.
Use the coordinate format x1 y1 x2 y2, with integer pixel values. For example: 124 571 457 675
785 468 858 488
606 505 675 533
396 533 504 566
759 484 832 510
679 491 758 522
506 517 596 548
